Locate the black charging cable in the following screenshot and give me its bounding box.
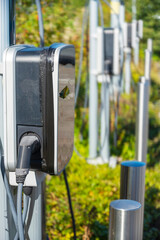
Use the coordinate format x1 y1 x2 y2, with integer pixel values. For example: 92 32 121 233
63 169 77 240
15 135 41 240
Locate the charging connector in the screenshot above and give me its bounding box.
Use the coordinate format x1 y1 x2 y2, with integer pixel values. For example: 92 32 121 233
16 135 41 240
16 135 40 184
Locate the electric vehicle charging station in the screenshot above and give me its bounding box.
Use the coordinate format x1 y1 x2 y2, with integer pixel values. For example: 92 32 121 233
97 27 120 77
3 43 75 186
1 39 75 239
95 26 120 164
104 28 120 76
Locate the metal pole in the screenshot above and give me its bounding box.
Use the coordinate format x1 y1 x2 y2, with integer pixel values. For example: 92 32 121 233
124 47 131 94
110 0 120 94
109 199 142 240
135 41 152 163
119 1 125 92
134 37 139 65
147 38 153 52
135 77 150 162
89 0 98 158
120 161 146 240
26 181 46 240
0 1 16 239
100 78 110 163
132 0 136 21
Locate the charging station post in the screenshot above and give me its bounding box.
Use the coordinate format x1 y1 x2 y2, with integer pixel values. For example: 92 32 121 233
135 44 152 163
132 0 136 21
124 47 131 94
89 0 98 159
119 1 125 92
110 0 120 93
0 1 17 238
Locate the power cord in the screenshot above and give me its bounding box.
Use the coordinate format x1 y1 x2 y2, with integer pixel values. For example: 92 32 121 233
14 189 32 240
16 135 41 240
63 169 76 240
35 0 44 47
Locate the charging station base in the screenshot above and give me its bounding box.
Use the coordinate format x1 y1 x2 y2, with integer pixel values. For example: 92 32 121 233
87 156 117 168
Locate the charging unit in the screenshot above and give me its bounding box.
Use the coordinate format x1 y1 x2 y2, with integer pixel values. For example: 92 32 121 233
123 22 136 49
104 28 120 76
137 20 143 39
123 20 143 49
3 43 75 179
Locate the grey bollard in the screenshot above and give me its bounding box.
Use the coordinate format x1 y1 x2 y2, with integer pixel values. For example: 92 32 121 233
120 161 146 240
109 199 141 240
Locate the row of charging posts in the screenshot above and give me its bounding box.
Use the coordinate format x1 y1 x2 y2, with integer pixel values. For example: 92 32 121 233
108 39 152 240
92 18 143 165
91 13 150 239
2 43 76 239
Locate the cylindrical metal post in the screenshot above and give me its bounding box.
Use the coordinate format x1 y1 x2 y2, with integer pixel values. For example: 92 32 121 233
120 161 146 240
145 48 152 81
109 199 141 240
26 182 45 239
120 161 146 203
147 38 153 52
136 77 150 162
134 37 140 65
132 0 136 21
100 79 110 163
110 0 120 94
119 1 125 92
124 48 131 94
0 1 16 239
89 0 98 158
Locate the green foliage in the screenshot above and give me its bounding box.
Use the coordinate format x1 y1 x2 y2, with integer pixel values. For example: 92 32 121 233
46 153 120 239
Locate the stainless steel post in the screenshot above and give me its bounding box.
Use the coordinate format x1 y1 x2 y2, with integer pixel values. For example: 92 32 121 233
100 77 110 163
134 37 139 65
124 47 131 94
136 76 150 162
132 0 136 21
89 0 98 158
119 1 125 92
145 39 152 80
147 38 153 52
120 161 146 240
109 199 141 240
135 41 152 163
120 161 146 203
26 181 46 240
0 1 16 239
110 0 120 94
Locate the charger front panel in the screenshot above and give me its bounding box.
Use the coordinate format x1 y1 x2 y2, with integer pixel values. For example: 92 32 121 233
3 44 75 175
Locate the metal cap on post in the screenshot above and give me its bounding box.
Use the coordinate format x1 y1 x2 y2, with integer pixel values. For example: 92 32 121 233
109 199 142 240
120 161 146 240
